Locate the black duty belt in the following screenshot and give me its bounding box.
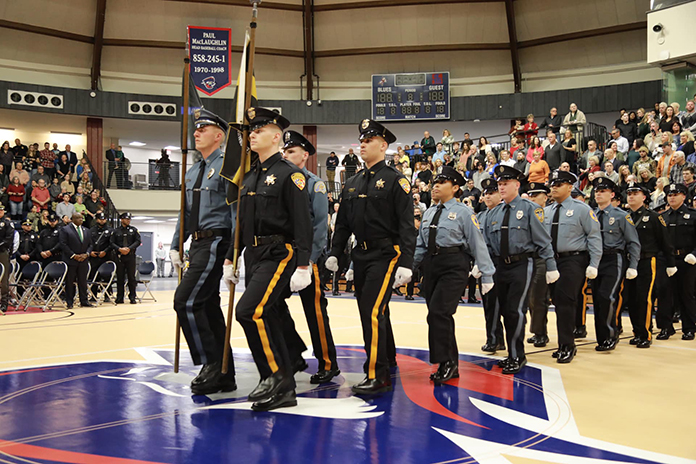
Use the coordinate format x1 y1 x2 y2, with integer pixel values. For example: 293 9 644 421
673 249 690 256
192 229 230 241
640 252 657 259
252 234 286 247
357 238 394 251
556 250 588 258
430 245 465 256
602 248 624 255
499 252 534 265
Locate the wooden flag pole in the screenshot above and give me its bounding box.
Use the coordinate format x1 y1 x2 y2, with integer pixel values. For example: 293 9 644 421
222 0 260 375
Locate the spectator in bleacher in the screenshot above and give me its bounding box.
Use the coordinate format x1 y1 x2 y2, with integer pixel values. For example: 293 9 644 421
637 168 657 193
0 142 13 175
325 151 338 185
78 171 93 195
7 176 25 220
561 130 577 169
462 133 473 148
650 177 666 209
562 103 586 142
484 152 497 175
477 137 494 161
443 153 454 168
560 162 571 172
681 100 696 131
625 139 643 172
60 174 75 197
579 156 601 190
51 143 60 158
76 157 91 181
418 181 432 207
670 120 683 138
578 139 602 171
616 112 637 147
539 107 562 134
684 166 696 199
509 118 524 145
25 144 39 174
603 148 621 173
603 161 620 183
440 129 454 154
84 189 101 227
21 144 34 169
618 165 632 191
656 142 676 180
669 151 694 185
9 162 29 186
37 209 50 231
420 131 436 160
417 161 433 186
55 153 72 180
644 121 661 154
680 131 695 162
527 150 550 184
432 143 447 164
31 165 50 190
26 204 40 232
39 142 55 178
31 178 51 210
462 142 477 171
413 193 426 215
56 193 75 223
434 158 444 175
544 131 562 172
609 129 629 158
0 165 7 208
582 172 597 200
48 177 61 204
471 158 490 190
513 149 529 174
73 185 86 203
401 161 412 180
509 137 522 160
12 139 27 159
523 113 538 145
74 194 86 218
60 145 77 172
499 150 515 168
659 106 678 133
636 108 651 140
451 142 460 158
633 146 656 176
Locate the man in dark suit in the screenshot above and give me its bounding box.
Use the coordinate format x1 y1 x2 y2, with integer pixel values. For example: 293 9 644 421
544 131 563 172
60 213 93 309
60 144 78 172
105 143 117 188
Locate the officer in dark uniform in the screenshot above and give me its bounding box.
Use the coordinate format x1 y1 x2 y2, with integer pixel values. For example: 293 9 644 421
525 182 551 347
658 183 696 341
623 183 676 348
279 130 340 384
89 212 114 298
477 178 504 352
15 219 39 272
37 213 62 267
591 176 640 351
545 171 603 363
110 212 140 304
482 165 558 374
0 206 13 312
327 119 415 394
223 107 312 412
414 167 495 383
171 109 237 396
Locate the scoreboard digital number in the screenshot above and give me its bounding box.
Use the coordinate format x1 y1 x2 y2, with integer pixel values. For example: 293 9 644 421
371 72 450 122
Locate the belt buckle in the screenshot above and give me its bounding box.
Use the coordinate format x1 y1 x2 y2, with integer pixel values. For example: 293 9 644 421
193 231 199 240
359 241 368 250
253 236 258 247
504 256 512 265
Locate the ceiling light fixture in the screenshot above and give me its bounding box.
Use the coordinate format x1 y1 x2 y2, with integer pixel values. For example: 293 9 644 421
129 141 146 147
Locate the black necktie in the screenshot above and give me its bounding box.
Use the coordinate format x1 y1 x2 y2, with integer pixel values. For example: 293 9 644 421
597 210 605 242
354 171 372 242
428 204 445 253
551 203 561 253
501 204 511 259
188 161 206 235
243 164 260 244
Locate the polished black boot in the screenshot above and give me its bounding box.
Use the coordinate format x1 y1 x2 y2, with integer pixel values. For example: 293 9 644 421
636 339 652 348
502 357 527 375
310 368 341 384
251 389 297 411
481 342 505 353
351 376 392 395
248 371 294 402
190 362 237 395
682 331 695 341
431 360 459 385
556 345 577 364
573 325 587 339
656 327 675 340
527 334 549 347
595 339 615 352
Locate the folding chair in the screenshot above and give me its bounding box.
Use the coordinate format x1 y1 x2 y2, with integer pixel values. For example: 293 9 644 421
88 261 116 305
8 260 20 306
136 261 156 303
13 262 42 311
39 261 68 312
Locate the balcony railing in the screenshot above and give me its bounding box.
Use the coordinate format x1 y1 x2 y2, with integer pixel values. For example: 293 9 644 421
103 160 181 191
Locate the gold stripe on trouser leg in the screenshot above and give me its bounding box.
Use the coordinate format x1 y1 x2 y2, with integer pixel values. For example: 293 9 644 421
581 279 589 325
616 280 625 327
645 258 657 341
367 245 401 379
252 244 294 374
312 264 331 370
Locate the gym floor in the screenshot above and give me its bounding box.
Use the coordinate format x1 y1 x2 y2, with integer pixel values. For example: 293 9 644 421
0 280 694 464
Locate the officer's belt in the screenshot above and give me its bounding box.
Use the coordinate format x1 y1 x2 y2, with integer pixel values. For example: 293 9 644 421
356 238 394 251
498 252 534 265
192 229 230 241
602 248 624 255
673 248 691 256
555 250 588 259
640 252 657 259
252 234 286 247
429 245 466 256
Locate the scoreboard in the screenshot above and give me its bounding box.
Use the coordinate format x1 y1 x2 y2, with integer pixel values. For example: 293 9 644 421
371 72 450 122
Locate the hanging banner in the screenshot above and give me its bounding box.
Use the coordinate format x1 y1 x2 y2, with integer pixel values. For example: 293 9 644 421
187 26 232 96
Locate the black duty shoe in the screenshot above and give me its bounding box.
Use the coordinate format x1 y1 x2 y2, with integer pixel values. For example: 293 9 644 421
130 299 137 304
573 326 587 339
682 331 695 341
351 376 392 395
467 298 480 304
656 328 676 340
533 334 549 348
551 349 560 359
310 369 341 384
405 295 414 301
431 360 459 385
595 340 615 352
115 300 124 305
481 343 498 353
496 357 512 368
636 339 652 348
321 285 329 292
248 371 294 402
332 290 340 296
80 302 95 308
66 303 74 309
251 389 297 411
190 362 237 395
502 357 527 375
556 345 577 364
393 288 403 296
292 357 308 374
629 337 640 345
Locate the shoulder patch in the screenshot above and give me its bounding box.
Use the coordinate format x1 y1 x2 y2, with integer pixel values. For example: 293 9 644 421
398 178 411 194
291 172 306 190
471 214 480 230
625 214 634 226
589 210 599 223
314 181 327 194
659 215 667 227
535 208 544 223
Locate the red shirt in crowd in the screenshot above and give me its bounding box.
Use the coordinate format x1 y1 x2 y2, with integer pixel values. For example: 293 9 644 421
31 186 50 209
7 184 25 203
39 149 55 169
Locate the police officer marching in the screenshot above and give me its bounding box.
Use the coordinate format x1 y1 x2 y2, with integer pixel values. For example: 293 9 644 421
37 213 62 268
110 212 140 304
280 130 340 384
223 107 313 412
169 109 237 396
477 178 505 353
525 182 551 348
326 119 415 394
591 176 640 351
544 171 603 363
414 166 495 384
15 219 39 272
658 183 696 341
623 183 676 348
0 206 14 312
482 165 558 374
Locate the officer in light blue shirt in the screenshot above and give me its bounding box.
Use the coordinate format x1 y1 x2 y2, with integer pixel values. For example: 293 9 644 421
591 176 640 351
414 167 495 384
483 165 558 375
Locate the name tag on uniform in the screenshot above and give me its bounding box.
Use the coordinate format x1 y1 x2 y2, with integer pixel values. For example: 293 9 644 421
448 212 457 220
566 210 574 217
642 216 649 222
208 168 215 179
609 218 615 225
516 210 523 220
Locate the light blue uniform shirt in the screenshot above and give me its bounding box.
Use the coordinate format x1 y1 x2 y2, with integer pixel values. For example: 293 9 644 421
172 149 236 250
543 196 603 268
302 167 329 264
414 198 496 284
594 204 641 270
483 195 557 272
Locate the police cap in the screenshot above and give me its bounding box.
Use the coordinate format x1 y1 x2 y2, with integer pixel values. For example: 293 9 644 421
21 219 32 226
666 183 688 195
282 130 315 156
526 182 549 195
548 170 578 186
48 213 58 222
494 165 525 182
119 212 132 220
592 176 618 191
194 108 229 133
95 211 106 220
246 107 290 132
433 166 465 187
480 177 498 194
359 119 396 144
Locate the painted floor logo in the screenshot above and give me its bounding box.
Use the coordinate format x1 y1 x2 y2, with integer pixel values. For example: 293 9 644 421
0 346 692 464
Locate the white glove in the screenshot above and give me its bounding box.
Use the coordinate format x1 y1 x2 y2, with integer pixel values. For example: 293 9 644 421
169 250 182 268
290 267 312 292
223 263 239 290
685 254 696 265
626 268 638 280
481 282 494 295
469 264 482 279
392 267 412 288
345 269 354 281
325 256 339 272
585 266 598 279
546 270 560 284
666 267 678 277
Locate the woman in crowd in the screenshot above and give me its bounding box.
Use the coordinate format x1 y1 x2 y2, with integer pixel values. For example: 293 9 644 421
76 157 92 181
477 136 493 160
523 113 538 146
441 129 454 154
650 177 666 209
412 161 425 185
417 161 433 186
616 112 637 147
7 176 25 220
73 194 86 218
526 136 544 163
582 172 598 207
60 174 75 197
671 121 683 138
579 155 601 190
401 161 412 181
636 108 650 140
463 142 478 171
0 142 13 175
618 165 632 191
680 131 695 162
433 158 444 176
561 129 577 167
509 119 525 145
625 139 643 172
24 144 38 173
527 150 549 183
484 152 497 175
509 137 521 160
659 105 677 133
38 209 50 231
632 146 656 176
637 167 657 193
513 149 529 174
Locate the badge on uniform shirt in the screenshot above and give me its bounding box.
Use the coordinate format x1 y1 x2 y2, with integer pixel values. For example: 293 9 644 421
398 178 411 194
625 214 634 226
535 208 544 222
207 168 215 179
314 181 326 194
659 216 667 227
375 178 385 189
516 210 524 220
589 210 598 222
642 216 650 222
566 210 574 217
609 217 615 225
265 174 277 186
471 214 480 230
685 214 691 219
291 172 306 190
448 212 457 220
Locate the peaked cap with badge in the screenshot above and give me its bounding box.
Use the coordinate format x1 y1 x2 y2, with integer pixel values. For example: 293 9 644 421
283 130 316 156
194 108 229 133
480 177 498 194
592 176 618 191
246 107 290 132
359 119 397 144
434 166 465 187
548 170 578 186
494 165 525 182
526 182 549 195
666 183 688 195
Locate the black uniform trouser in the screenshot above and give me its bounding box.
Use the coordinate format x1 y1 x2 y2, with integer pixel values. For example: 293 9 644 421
281 264 338 372
116 254 137 302
236 243 296 385
406 268 420 297
0 251 9 305
65 262 89 305
384 304 396 364
173 236 231 367
422 252 469 364
591 253 626 344
623 257 657 341
575 279 589 328
656 260 696 333
528 258 548 337
551 254 589 347
352 245 400 380
495 257 535 360
467 275 477 300
481 280 504 346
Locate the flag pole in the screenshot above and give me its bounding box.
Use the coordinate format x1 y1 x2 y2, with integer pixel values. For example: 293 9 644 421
222 0 260 375
174 57 191 373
